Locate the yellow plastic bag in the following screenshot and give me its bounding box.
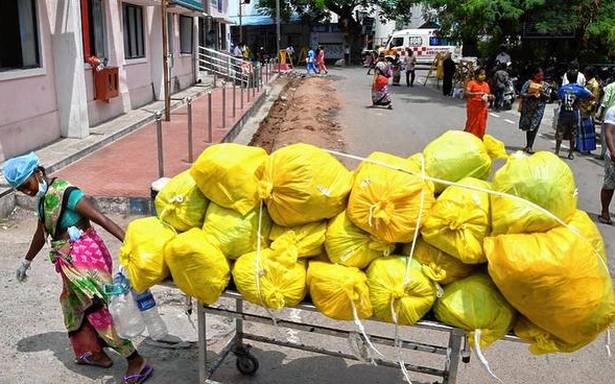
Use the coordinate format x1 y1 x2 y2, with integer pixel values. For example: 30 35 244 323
422 131 501 193
325 211 394 269
307 261 372 321
367 256 437 325
259 143 353 227
232 248 307 309
119 217 176 293
164 229 230 305
202 203 272 259
485 210 615 348
490 151 577 235
347 152 435 243
269 221 326 258
402 239 476 285
190 143 268 215
421 178 491 264
155 170 209 232
514 316 587 355
434 274 516 348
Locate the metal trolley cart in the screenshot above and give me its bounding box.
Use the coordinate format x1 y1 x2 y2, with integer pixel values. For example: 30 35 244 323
193 290 520 384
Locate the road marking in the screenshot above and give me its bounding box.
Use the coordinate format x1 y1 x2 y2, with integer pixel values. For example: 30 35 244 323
490 112 500 118
504 119 516 124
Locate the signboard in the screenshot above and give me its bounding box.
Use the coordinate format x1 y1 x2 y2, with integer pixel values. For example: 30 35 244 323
170 0 204 12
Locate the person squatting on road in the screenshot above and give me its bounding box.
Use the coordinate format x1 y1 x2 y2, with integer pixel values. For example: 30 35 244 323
464 67 494 139
518 67 549 154
599 105 615 225
3 153 153 384
372 61 393 109
555 69 594 160
404 47 417 87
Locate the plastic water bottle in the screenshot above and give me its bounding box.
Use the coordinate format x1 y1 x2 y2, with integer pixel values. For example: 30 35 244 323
107 272 145 339
132 289 168 340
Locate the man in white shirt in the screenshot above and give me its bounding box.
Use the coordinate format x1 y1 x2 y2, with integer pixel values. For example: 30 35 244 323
233 44 242 58
562 61 586 86
599 105 615 225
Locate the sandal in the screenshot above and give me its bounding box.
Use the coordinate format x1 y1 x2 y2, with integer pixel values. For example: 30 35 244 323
598 216 613 225
75 352 113 368
123 363 154 384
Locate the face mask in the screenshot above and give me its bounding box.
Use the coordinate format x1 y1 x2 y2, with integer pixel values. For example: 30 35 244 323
35 179 48 200
478 75 486 81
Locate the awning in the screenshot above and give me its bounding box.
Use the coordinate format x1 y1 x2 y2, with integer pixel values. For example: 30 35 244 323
230 14 301 26
170 0 204 12
213 16 236 24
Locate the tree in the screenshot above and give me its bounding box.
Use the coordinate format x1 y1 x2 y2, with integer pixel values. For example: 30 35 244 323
256 0 416 62
417 0 615 60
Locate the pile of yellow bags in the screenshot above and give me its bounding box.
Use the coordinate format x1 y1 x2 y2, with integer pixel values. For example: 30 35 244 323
117 135 612 357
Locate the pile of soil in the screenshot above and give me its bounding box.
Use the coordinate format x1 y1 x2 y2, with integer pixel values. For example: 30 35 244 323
250 75 344 152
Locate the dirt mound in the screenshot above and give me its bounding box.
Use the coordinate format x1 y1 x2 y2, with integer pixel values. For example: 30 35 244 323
250 76 344 152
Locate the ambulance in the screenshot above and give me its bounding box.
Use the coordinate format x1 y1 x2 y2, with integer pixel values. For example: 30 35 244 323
382 29 462 64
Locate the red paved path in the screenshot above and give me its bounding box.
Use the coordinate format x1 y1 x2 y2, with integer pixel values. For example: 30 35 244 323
55 85 263 197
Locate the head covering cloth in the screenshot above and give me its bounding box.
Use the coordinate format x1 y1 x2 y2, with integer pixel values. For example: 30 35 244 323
2 152 40 189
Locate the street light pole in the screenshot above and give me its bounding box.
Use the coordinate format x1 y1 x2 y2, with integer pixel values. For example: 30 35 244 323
239 0 243 43
161 0 171 121
275 0 280 60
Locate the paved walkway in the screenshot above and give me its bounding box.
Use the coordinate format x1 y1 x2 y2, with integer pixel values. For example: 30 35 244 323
54 84 264 198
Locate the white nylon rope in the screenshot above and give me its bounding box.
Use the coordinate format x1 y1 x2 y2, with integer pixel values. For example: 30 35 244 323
474 330 504 383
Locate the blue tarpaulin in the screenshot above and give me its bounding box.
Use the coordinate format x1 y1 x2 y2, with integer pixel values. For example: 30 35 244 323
231 14 301 26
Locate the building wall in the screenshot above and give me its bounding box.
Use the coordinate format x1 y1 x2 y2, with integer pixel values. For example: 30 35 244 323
0 0 60 160
0 0 200 160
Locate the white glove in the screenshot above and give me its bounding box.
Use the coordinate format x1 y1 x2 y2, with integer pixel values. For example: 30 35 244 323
16 259 31 283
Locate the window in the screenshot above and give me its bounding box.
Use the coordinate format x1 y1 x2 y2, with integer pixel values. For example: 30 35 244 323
0 0 40 71
80 0 106 61
179 16 193 54
167 13 174 53
122 3 145 59
390 37 404 48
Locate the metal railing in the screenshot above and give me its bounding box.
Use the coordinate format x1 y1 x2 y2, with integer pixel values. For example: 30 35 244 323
198 46 249 86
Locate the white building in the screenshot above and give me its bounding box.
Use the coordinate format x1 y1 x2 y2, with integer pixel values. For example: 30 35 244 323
0 0 232 161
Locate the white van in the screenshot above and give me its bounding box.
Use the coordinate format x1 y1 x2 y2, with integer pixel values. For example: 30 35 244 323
383 29 462 65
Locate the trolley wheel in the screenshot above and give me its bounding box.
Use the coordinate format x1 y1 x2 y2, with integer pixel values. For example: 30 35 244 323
236 354 259 376
462 355 471 364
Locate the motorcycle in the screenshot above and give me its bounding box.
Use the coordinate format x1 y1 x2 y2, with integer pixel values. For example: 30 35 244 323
501 77 517 111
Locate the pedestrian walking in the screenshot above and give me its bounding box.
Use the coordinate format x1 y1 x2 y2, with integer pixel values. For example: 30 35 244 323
366 50 378 75
391 53 402 86
442 53 456 96
371 61 393 109
577 67 601 154
316 46 328 74
599 105 615 225
555 69 595 160
519 68 549 153
464 67 494 139
493 63 510 111
2 153 153 384
404 48 417 87
306 49 318 74
285 45 295 67
598 80 615 159
562 60 586 87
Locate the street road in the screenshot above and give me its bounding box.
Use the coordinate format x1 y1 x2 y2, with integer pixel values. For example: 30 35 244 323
1 67 614 384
